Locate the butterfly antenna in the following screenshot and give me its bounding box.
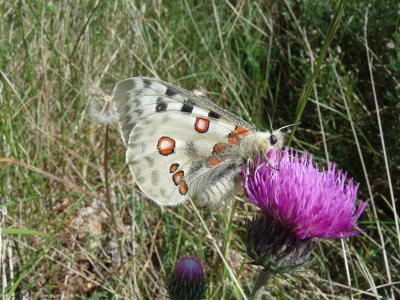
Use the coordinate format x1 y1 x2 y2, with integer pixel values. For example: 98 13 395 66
263 102 274 132
267 113 274 132
277 121 301 132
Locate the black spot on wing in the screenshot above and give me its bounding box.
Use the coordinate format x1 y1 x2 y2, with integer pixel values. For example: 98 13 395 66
156 101 167 112
142 79 152 88
181 103 194 113
165 88 177 97
208 111 220 119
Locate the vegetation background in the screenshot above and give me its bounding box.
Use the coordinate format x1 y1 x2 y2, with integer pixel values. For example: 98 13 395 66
1 0 399 299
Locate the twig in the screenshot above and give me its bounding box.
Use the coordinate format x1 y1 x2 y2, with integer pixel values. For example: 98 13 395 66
103 125 124 265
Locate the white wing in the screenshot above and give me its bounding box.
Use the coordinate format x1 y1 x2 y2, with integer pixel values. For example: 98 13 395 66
113 77 254 144
113 77 254 206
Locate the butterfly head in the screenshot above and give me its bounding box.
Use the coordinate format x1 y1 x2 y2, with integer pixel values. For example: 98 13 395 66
268 130 286 149
246 122 301 158
251 130 285 155
270 121 301 148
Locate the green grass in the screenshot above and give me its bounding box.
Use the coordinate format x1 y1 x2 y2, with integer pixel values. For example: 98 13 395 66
1 0 399 299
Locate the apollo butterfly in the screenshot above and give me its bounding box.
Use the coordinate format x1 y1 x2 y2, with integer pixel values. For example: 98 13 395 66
113 77 293 206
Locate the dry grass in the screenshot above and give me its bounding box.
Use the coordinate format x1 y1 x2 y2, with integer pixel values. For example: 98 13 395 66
1 1 399 299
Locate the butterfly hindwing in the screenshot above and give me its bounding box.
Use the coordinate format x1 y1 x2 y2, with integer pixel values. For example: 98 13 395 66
113 77 254 206
126 113 239 205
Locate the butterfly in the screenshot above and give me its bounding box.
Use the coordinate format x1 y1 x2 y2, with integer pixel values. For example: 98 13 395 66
113 77 295 206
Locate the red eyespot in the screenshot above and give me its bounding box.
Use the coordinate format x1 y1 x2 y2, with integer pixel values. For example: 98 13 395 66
228 132 239 145
228 126 251 145
179 182 188 195
157 137 175 156
170 163 179 173
173 171 184 186
195 117 209 133
235 126 251 137
207 157 224 168
213 143 227 154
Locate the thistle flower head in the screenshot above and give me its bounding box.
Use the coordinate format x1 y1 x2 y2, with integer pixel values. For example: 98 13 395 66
167 256 206 300
243 148 367 240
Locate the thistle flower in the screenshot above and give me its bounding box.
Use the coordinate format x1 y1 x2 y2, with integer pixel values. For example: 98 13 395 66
243 148 366 239
167 256 206 300
242 148 367 273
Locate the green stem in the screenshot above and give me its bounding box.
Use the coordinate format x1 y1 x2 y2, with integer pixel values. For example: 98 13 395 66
287 0 344 145
250 269 272 300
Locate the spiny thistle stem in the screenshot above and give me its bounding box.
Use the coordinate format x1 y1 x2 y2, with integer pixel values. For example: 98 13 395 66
250 269 272 300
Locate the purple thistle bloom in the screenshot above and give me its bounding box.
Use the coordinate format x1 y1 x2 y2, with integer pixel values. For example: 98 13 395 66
242 148 367 240
167 256 206 300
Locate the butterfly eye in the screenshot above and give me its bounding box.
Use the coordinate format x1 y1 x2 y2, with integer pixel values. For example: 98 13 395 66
270 134 278 145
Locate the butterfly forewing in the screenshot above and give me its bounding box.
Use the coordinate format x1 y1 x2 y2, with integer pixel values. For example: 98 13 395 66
114 77 255 144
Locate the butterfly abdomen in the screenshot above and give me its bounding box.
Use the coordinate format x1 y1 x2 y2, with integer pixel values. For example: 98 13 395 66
190 161 241 206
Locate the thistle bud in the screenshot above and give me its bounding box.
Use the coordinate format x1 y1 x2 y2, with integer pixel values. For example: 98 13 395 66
167 256 206 300
245 213 315 273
